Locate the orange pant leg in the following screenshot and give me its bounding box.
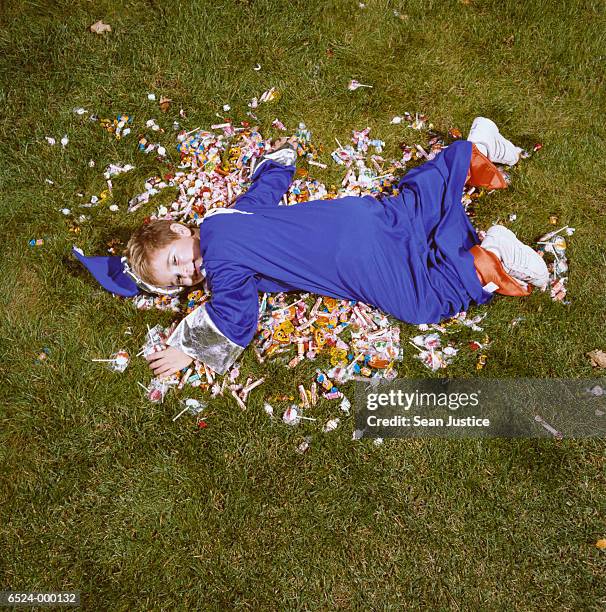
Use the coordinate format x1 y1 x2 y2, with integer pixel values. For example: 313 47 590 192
466 144 508 190
470 245 532 296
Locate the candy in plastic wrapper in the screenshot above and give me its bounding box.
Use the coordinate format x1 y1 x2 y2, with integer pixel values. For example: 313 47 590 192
173 398 206 421
348 79 373 91
142 377 177 403
323 418 340 432
259 87 279 103
92 350 130 372
296 436 312 454
272 118 287 131
283 405 301 426
340 396 351 415
587 385 604 397
110 350 130 372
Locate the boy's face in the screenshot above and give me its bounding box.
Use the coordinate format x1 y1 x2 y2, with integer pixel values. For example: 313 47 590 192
147 223 204 288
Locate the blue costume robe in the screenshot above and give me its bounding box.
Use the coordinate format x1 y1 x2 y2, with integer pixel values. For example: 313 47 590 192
167 140 493 373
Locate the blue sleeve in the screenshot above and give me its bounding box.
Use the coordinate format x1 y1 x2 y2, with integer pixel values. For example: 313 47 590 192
233 160 295 211
205 263 260 348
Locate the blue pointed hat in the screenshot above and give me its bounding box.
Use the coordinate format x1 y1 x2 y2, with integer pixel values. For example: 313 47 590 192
71 246 183 297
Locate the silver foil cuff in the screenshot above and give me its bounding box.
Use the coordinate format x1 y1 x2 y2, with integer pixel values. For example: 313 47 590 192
166 304 244 374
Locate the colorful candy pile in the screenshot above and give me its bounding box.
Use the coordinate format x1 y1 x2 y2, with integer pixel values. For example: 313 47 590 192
252 293 402 380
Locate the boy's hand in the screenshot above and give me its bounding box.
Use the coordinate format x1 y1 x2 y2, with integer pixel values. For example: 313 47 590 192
145 346 194 378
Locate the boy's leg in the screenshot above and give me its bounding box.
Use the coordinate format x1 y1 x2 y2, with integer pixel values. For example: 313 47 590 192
465 117 523 189
467 117 522 166
470 225 549 295
466 144 508 190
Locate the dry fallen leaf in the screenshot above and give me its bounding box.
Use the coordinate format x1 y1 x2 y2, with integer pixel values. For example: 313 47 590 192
596 539 606 550
90 20 112 34
587 350 606 369
159 96 172 113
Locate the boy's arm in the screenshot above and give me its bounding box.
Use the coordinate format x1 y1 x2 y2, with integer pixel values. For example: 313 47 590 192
165 265 259 374
233 144 297 211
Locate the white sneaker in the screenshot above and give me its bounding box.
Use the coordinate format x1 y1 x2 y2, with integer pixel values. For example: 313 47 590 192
251 144 297 176
481 225 549 289
467 117 522 166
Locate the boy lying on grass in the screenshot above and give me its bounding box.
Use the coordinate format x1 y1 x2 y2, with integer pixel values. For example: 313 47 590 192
77 117 548 377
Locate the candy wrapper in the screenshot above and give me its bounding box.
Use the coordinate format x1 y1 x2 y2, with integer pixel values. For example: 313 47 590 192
536 225 575 303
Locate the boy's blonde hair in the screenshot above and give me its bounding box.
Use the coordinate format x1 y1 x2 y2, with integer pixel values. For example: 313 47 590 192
124 220 181 286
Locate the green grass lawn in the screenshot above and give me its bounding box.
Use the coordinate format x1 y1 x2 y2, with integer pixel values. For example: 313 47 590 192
1 0 606 609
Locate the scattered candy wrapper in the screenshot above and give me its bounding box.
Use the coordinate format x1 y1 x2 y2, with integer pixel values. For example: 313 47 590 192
348 79 373 91
139 377 177 403
296 436 312 454
173 398 206 421
322 418 340 433
259 87 279 103
587 384 604 397
340 397 351 415
536 225 574 303
283 405 301 426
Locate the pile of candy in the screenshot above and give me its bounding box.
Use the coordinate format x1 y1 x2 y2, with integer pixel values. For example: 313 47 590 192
252 293 401 380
